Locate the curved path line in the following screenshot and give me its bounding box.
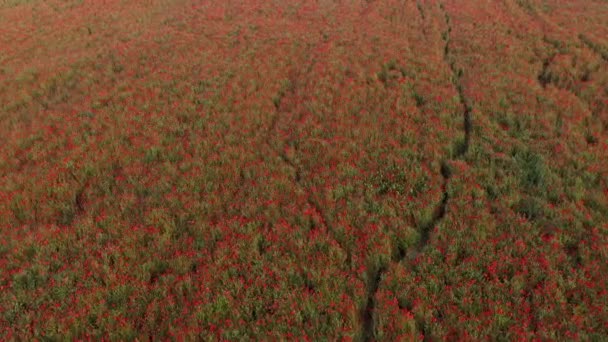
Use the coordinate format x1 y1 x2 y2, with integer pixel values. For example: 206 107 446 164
361 2 472 340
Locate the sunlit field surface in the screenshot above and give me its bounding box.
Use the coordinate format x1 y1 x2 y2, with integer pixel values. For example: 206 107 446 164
1 0 607 339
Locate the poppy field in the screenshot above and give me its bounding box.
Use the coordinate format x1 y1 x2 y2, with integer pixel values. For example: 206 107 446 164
1 0 607 340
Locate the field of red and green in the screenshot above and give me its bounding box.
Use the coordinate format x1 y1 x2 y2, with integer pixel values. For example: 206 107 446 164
1 0 607 340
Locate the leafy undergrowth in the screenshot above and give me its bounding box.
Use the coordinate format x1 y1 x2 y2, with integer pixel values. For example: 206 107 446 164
0 0 606 340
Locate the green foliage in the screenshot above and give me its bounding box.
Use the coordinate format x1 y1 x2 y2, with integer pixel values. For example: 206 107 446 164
377 59 407 86
514 148 546 190
413 90 426 107
514 196 544 221
144 147 162 163
105 285 134 310
13 267 45 291
371 167 408 196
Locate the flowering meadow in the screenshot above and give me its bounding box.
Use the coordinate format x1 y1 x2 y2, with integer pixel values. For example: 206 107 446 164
0 0 606 340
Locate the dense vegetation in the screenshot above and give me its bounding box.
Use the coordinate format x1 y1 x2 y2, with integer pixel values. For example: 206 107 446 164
1 0 607 339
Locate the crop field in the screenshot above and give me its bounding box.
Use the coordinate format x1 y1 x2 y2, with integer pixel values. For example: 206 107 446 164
1 0 607 340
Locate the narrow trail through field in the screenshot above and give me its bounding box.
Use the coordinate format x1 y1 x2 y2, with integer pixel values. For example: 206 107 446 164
361 262 387 341
580 34 608 62
513 0 608 138
263 48 352 262
361 2 472 340
406 3 473 259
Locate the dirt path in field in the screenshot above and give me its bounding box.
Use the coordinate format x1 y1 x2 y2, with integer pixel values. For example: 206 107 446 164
361 2 472 340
